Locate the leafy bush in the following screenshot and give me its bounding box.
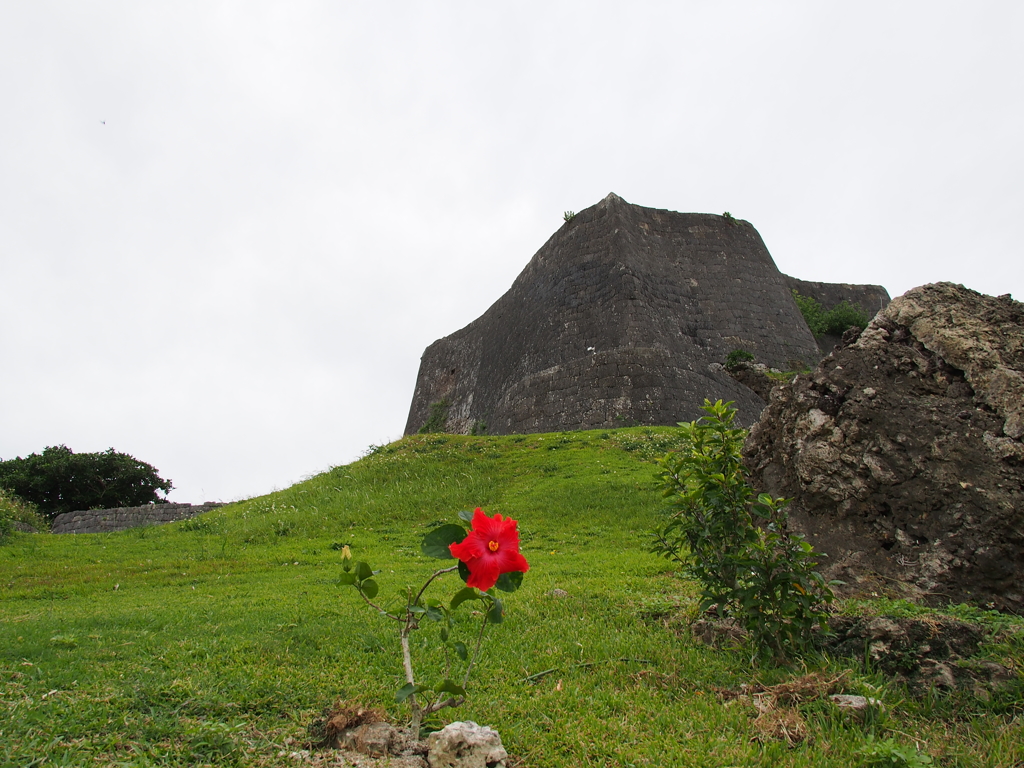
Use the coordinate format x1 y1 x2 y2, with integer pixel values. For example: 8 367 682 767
0 487 49 542
0 445 172 521
792 290 870 336
724 349 755 369
563 210 576 222
650 400 835 660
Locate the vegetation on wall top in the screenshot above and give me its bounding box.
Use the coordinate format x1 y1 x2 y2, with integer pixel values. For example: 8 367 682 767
793 289 871 337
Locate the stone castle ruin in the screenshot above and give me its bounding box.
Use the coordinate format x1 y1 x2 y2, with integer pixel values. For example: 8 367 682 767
405 193 888 435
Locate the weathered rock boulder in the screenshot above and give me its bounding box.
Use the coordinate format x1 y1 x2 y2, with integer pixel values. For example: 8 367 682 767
744 283 1024 613
426 721 507 768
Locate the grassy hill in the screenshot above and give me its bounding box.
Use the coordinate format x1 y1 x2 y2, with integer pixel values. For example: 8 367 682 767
1 428 1022 767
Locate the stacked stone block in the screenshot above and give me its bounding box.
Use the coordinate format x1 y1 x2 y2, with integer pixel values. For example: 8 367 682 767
51 502 223 534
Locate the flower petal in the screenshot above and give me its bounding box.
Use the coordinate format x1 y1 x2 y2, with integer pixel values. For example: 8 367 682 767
494 549 530 575
464 557 502 591
449 508 529 590
449 535 485 561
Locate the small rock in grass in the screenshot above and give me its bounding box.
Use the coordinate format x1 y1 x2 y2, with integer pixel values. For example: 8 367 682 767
427 721 506 768
337 722 401 757
829 694 885 720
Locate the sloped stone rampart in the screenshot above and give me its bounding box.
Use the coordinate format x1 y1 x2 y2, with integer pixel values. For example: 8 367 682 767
406 193 852 435
51 503 223 534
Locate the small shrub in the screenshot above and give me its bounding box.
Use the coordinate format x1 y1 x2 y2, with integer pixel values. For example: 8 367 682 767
650 400 835 661
418 399 450 434
792 290 870 336
0 487 48 542
563 210 576 222
470 420 488 436
724 349 755 369
820 300 871 335
340 509 530 733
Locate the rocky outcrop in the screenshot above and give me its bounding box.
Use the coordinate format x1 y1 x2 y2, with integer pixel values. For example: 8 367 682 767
405 193 877 435
744 283 1024 613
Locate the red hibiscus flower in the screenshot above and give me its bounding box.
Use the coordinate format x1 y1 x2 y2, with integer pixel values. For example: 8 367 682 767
449 508 529 591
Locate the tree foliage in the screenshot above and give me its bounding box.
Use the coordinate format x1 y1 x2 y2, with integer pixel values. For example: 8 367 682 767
792 289 870 336
0 445 173 520
650 400 835 660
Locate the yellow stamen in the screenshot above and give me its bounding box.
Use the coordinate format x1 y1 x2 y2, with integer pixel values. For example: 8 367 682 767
488 540 500 552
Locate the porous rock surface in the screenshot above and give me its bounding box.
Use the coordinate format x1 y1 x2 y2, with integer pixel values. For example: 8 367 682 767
426 721 507 768
744 283 1024 613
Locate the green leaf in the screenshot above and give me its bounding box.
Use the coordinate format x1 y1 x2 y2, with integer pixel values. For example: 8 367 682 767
354 561 374 581
421 524 467 559
440 627 449 642
457 509 475 523
395 683 428 703
360 579 379 600
457 560 471 583
494 571 524 593
487 598 504 624
451 587 482 611
338 572 357 586
452 641 468 661
424 605 445 622
436 679 467 697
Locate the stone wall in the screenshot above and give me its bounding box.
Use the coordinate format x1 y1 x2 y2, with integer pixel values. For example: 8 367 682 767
51 502 223 534
406 193 889 435
783 274 891 317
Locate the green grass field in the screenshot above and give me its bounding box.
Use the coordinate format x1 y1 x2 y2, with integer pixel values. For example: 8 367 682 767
2 428 1022 767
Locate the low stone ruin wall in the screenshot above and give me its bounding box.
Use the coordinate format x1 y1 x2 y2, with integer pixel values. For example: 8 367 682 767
51 502 223 534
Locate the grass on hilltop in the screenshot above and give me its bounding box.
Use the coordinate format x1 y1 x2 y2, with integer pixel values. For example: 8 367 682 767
1 428 1022 767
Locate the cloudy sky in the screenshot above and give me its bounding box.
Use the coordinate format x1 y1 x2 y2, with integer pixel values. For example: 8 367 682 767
2 2 1021 503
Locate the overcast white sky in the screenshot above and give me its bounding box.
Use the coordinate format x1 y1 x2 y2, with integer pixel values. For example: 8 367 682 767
2 3 1022 503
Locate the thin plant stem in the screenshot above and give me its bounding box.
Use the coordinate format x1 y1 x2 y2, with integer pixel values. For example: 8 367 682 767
414 564 459 606
461 607 490 688
354 585 403 621
401 620 423 733
401 564 459 734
